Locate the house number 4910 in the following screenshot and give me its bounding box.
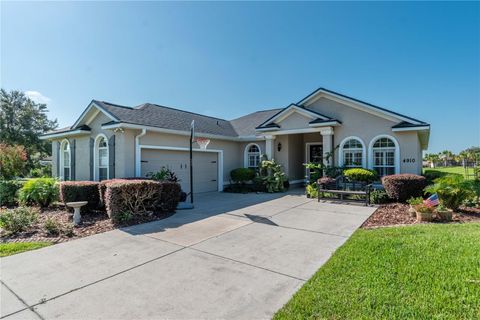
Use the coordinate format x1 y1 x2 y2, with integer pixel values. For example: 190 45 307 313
403 158 415 163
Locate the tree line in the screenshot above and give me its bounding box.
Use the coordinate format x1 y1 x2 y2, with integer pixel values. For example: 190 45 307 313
424 148 480 168
0 89 58 179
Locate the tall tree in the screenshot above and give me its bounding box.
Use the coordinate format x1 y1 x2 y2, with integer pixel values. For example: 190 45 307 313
0 89 58 156
439 150 454 167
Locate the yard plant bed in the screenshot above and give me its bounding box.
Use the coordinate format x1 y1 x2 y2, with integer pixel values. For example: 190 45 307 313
274 223 480 319
362 203 480 229
0 205 172 243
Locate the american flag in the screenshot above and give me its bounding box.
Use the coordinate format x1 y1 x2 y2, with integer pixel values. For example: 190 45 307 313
424 194 439 207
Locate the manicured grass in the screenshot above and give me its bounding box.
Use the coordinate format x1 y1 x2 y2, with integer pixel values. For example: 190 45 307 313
424 166 475 179
0 242 51 257
274 223 480 320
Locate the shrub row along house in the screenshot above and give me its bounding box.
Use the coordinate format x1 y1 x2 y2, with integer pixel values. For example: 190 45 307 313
41 88 430 192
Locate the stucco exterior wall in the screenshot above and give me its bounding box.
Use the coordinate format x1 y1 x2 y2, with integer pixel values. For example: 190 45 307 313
305 97 422 174
141 131 253 184
277 112 311 130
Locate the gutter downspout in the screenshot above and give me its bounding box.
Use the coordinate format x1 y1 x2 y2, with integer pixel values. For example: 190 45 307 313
135 129 147 177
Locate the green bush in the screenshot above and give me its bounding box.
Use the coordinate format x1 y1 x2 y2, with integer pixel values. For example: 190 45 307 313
343 168 378 183
0 180 23 206
0 207 38 233
113 211 134 225
18 178 58 208
44 217 61 236
230 168 256 184
370 189 391 204
147 167 179 182
424 175 476 210
259 159 287 193
59 181 100 212
306 183 318 198
406 196 423 206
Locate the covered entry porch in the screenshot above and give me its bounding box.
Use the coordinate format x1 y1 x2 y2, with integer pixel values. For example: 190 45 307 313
261 127 335 184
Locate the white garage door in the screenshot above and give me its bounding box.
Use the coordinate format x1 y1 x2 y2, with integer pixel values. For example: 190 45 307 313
141 149 218 193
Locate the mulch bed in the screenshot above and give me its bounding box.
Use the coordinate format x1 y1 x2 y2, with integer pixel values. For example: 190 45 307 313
0 204 171 243
362 203 480 229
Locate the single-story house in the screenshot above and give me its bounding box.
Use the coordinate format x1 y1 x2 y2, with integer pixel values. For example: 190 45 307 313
41 87 430 193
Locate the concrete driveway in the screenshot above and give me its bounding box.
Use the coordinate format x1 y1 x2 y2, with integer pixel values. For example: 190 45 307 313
1 190 376 320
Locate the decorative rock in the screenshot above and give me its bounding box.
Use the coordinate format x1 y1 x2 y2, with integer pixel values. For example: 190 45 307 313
66 201 88 226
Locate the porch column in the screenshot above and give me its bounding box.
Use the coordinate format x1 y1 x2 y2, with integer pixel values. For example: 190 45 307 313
320 127 334 167
265 135 276 160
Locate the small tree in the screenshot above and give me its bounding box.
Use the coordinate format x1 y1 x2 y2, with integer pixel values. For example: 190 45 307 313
0 144 27 179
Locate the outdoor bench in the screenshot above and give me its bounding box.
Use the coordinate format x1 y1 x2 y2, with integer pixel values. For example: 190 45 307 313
317 175 372 206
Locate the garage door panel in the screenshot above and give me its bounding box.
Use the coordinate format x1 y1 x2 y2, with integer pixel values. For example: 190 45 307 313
141 149 218 193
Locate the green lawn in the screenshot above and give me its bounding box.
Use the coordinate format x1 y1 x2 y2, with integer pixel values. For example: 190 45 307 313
0 242 51 257
424 166 476 179
274 223 480 320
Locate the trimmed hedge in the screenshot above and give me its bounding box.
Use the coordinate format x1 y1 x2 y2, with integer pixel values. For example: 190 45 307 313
158 181 181 212
99 178 151 205
344 168 378 183
382 174 426 202
230 168 256 184
0 180 23 206
59 181 100 212
104 180 163 219
104 180 181 221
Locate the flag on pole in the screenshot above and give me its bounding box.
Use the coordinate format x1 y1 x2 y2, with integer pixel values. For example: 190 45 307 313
424 193 439 207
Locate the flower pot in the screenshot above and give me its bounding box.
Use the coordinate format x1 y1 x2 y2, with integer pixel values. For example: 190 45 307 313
437 210 453 222
416 210 433 222
408 205 417 218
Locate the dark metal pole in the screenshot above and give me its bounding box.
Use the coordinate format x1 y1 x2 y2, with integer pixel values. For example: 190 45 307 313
190 127 194 204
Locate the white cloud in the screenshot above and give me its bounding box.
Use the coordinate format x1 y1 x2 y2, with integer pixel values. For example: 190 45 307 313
25 91 51 104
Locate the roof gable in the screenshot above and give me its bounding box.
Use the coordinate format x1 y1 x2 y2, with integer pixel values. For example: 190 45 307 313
298 88 426 125
256 104 333 129
72 100 120 129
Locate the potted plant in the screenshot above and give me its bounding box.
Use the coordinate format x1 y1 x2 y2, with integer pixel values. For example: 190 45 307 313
406 197 423 218
414 203 434 222
435 203 453 222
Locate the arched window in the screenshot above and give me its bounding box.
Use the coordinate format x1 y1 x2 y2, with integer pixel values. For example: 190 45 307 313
95 135 109 181
60 140 71 181
244 144 261 169
339 137 365 168
371 137 397 176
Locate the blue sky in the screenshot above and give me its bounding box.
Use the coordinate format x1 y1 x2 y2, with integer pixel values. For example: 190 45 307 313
1 1 479 153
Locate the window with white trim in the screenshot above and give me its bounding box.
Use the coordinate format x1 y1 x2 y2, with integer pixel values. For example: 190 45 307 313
342 139 363 168
61 141 71 181
372 137 396 176
97 137 109 181
246 144 261 169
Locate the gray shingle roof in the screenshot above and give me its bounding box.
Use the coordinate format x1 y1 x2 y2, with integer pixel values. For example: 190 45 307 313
230 109 282 136
95 101 239 137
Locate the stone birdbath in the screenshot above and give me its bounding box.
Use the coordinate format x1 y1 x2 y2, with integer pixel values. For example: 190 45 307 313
66 201 88 226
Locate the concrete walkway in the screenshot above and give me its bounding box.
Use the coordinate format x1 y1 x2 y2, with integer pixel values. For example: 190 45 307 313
0 190 376 320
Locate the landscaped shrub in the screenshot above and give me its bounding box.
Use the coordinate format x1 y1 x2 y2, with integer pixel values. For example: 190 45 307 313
59 181 100 212
422 170 460 185
0 207 39 233
306 183 318 198
158 181 181 212
147 167 179 182
44 217 61 236
104 180 163 219
344 168 378 183
230 168 256 184
259 159 286 193
99 178 149 204
18 178 58 207
324 166 345 178
0 144 27 179
370 189 391 204
0 180 23 206
382 174 426 203
424 174 476 210
318 177 336 188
